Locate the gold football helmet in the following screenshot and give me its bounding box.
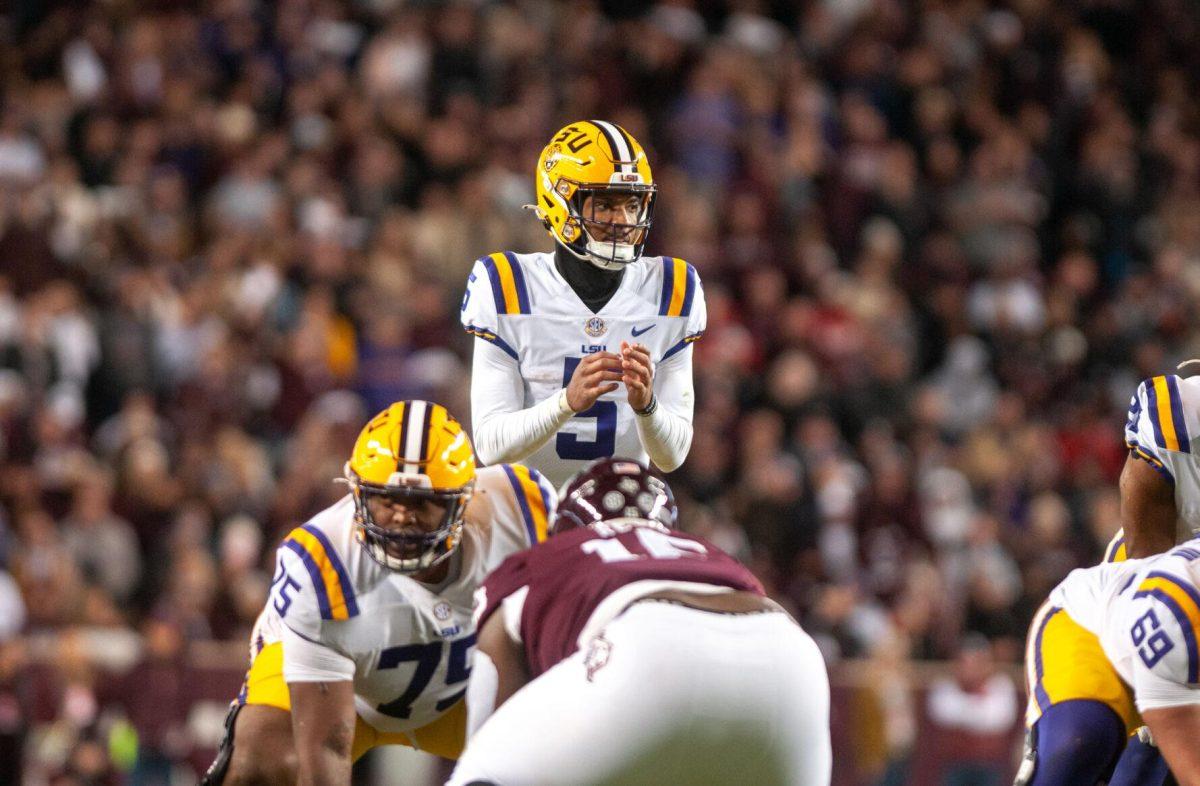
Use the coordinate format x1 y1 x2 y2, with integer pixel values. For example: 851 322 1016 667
532 120 657 270
343 400 476 573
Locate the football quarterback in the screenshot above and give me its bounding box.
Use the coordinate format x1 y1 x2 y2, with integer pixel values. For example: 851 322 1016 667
201 400 554 786
447 458 831 786
461 121 705 486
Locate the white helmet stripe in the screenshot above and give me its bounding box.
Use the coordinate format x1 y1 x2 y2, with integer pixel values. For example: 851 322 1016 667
593 120 633 173
402 399 428 474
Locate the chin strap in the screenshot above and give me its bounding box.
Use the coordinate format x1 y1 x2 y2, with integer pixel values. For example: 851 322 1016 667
584 240 637 270
556 236 637 272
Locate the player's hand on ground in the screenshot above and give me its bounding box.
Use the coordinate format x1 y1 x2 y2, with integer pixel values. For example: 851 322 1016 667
566 351 623 412
620 341 654 411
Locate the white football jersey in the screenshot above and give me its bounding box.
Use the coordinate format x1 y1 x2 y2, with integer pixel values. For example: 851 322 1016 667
1125 374 1200 540
250 463 554 734
460 251 706 486
1048 540 1200 711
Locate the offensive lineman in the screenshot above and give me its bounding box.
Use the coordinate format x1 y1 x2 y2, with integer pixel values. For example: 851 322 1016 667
1018 371 1200 785
461 120 705 487
201 400 555 785
447 458 832 786
1114 371 1200 559
1023 540 1200 785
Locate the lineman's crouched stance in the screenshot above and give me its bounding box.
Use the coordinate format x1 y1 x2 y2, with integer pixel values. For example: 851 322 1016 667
202 400 553 785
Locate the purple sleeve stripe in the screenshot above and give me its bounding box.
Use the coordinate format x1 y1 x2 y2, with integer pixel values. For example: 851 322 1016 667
283 539 333 620
300 524 358 617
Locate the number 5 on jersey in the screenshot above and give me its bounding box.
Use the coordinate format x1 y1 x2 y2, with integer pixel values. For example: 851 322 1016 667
557 357 617 460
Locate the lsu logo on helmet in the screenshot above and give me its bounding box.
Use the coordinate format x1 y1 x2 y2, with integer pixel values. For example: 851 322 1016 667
343 400 476 573
532 120 657 271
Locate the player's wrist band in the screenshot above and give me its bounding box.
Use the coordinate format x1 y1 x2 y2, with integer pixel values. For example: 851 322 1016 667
634 394 658 417
558 388 576 415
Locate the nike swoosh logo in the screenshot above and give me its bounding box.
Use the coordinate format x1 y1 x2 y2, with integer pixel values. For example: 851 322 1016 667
631 324 656 337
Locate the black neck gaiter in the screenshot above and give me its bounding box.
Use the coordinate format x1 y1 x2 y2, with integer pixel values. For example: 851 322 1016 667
554 244 625 313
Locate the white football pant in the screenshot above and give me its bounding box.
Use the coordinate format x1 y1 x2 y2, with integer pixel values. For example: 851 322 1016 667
448 601 832 785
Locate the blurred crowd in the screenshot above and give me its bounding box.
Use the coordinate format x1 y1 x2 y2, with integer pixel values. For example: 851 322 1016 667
1 0 1198 782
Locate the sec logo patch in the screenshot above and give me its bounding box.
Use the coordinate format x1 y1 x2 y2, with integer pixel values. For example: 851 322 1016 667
584 317 607 337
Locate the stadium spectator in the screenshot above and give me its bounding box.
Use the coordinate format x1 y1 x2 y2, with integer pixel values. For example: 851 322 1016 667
920 635 1020 786
0 0 1195 781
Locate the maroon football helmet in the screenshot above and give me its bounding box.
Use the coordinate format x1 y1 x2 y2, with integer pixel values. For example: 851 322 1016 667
553 457 678 533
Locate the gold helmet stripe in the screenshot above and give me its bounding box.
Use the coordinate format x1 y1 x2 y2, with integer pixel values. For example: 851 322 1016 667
590 119 634 174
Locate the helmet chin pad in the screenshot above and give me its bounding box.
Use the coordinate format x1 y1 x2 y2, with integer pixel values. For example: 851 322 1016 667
360 524 459 573
584 239 638 269
557 228 641 271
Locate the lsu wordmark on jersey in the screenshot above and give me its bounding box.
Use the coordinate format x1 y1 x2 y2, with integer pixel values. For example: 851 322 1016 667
243 401 554 758
1103 373 1200 563
460 250 705 486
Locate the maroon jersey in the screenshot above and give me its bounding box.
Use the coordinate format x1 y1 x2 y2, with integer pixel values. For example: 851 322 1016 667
475 521 763 677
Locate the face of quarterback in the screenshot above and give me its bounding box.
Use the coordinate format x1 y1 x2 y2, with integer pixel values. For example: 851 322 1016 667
364 493 452 561
581 192 644 244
